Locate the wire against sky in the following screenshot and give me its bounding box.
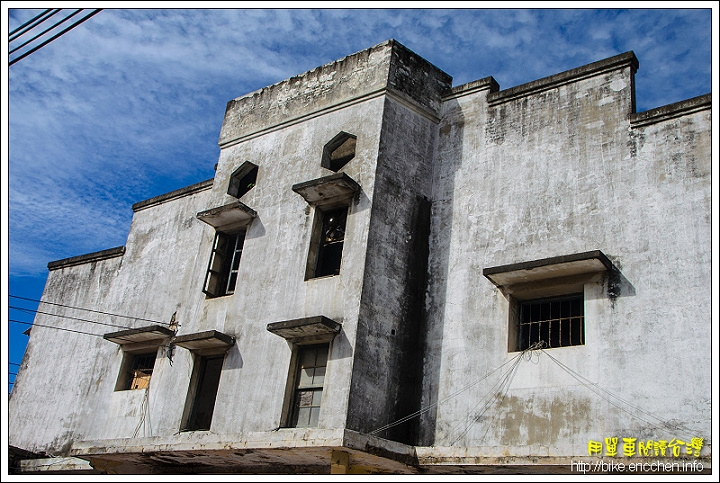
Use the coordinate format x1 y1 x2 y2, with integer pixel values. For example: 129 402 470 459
8 9 102 66
9 294 171 325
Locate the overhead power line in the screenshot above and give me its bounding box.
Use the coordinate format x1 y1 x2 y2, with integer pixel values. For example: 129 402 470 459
10 319 105 338
10 305 143 331
8 9 59 41
9 294 170 326
9 9 102 66
10 9 84 55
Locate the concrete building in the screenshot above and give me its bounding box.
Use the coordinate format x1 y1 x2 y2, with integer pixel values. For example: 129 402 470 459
8 39 712 474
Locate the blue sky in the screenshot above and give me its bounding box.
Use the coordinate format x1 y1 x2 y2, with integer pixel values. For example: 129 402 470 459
2 6 716 392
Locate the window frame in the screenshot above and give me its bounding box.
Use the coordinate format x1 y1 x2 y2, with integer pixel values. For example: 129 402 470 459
515 293 585 351
307 206 348 280
114 349 158 391
203 229 246 298
283 343 330 429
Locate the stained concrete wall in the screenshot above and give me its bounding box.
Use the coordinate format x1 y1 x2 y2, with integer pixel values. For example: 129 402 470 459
425 52 711 457
8 39 711 470
9 39 449 458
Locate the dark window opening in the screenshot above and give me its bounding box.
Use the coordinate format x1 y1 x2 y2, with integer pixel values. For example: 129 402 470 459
517 294 584 350
288 344 328 428
228 162 258 198
184 354 225 431
313 207 347 278
322 132 357 172
116 351 157 391
203 230 246 297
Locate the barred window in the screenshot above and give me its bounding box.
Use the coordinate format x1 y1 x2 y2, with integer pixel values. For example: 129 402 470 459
518 294 584 350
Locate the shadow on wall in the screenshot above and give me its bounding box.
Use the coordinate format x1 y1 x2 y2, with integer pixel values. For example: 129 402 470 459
416 96 465 446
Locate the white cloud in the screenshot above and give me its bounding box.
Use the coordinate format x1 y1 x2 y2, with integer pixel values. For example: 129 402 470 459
6 7 713 280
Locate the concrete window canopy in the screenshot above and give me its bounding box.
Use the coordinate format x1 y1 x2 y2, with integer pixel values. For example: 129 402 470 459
292 173 360 209
196 201 257 233
267 316 341 344
483 250 612 300
173 330 235 356
104 325 175 346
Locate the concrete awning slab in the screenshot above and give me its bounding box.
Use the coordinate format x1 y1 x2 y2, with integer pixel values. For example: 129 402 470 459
173 330 235 352
267 316 341 342
197 201 257 232
292 173 360 207
104 325 175 345
483 250 612 287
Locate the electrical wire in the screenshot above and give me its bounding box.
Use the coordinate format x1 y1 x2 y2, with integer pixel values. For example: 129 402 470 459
9 294 170 325
448 351 524 446
10 305 141 330
8 9 60 41
369 350 526 436
9 9 85 55
540 349 701 441
9 9 102 66
9 319 105 338
9 362 21 366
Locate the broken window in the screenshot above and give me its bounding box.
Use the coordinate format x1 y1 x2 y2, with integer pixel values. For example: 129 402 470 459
203 230 246 297
116 351 157 391
288 344 328 428
182 354 225 431
517 294 584 351
310 207 347 279
227 162 258 199
322 132 357 172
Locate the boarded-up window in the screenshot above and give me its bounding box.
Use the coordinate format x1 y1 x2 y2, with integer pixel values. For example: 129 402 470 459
116 351 157 391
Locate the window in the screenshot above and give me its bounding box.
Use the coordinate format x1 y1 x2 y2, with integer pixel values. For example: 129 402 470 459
312 207 347 278
482 250 612 353
115 350 157 391
322 132 357 172
203 230 246 297
228 162 258 198
289 344 328 428
517 294 584 351
182 354 225 431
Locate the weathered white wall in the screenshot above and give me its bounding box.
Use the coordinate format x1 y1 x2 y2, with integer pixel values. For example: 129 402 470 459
425 60 711 457
9 40 711 470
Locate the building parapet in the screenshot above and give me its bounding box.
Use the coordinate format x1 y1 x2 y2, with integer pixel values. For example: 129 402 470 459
488 51 639 106
218 39 452 148
630 93 711 128
443 76 499 101
131 179 214 212
48 246 126 271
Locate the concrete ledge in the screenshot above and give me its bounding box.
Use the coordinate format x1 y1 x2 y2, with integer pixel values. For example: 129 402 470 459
19 457 97 474
630 93 711 128
219 40 451 147
267 315 342 342
488 51 638 106
443 76 499 101
197 201 257 232
48 246 125 271
132 178 214 212
483 250 612 288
